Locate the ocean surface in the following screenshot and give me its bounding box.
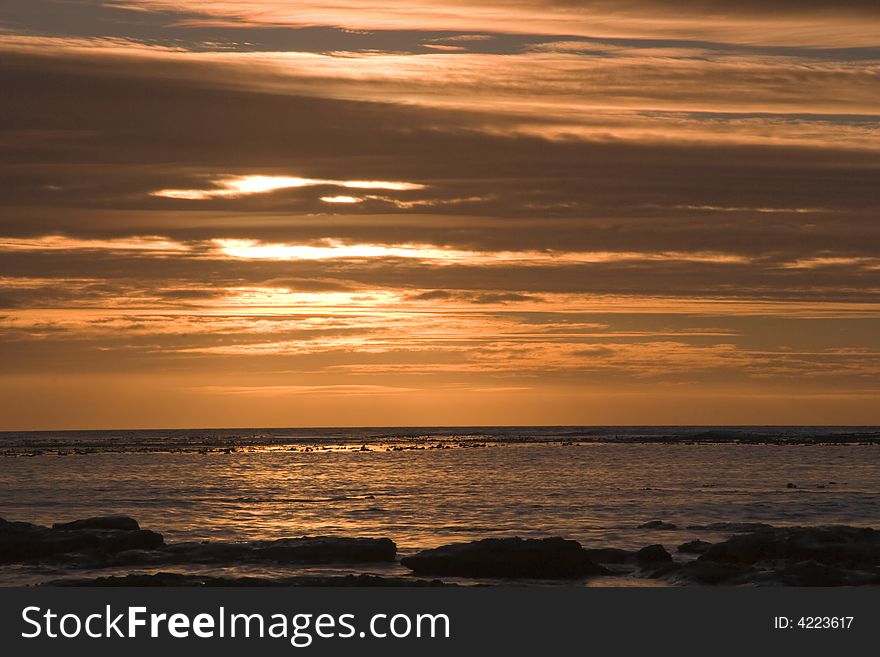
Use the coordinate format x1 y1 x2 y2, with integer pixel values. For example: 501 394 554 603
1 426 878 585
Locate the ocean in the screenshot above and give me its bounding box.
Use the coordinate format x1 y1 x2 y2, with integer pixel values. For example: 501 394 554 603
1 426 878 585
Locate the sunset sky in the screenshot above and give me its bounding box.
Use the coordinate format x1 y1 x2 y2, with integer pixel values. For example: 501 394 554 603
1 0 879 429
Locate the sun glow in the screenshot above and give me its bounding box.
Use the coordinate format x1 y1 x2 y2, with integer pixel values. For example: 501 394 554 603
213 238 467 261
0 235 189 253
152 175 425 199
211 239 753 266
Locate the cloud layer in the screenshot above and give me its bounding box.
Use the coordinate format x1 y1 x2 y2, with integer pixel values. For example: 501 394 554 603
1 1 878 427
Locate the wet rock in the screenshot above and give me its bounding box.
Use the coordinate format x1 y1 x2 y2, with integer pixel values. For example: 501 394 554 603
780 560 880 587
33 529 163 561
635 544 673 565
677 540 713 554
53 516 140 532
686 522 773 533
401 537 608 579
699 525 879 567
46 572 453 587
638 520 677 530
584 547 634 564
0 517 45 532
0 516 163 564
94 530 164 553
159 541 254 564
0 518 52 563
255 537 396 563
62 535 399 568
671 560 757 585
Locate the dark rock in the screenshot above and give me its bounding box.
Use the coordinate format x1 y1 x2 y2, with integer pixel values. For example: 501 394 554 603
53 516 140 532
584 547 634 564
158 541 254 564
786 483 797 489
635 544 673 565
677 540 713 554
97 530 164 553
31 529 163 561
0 517 46 532
645 562 680 579
672 560 757 585
638 520 677 530
0 519 52 563
401 537 608 579
46 572 453 587
699 525 880 567
0 516 163 564
255 537 396 563
94 537 397 567
686 522 773 533
780 560 880 587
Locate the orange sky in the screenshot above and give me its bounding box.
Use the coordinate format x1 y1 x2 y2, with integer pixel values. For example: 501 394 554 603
1 1 879 428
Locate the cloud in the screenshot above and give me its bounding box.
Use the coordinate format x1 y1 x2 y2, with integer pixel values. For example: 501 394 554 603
3 36 878 153
152 174 425 199
1 4 879 425
104 1 880 47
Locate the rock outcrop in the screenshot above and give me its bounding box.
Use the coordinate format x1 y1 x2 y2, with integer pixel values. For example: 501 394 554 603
254 537 397 563
663 525 879 586
635 544 673 565
7 516 878 587
698 525 879 567
686 522 773 533
53 516 141 532
677 540 712 554
401 537 608 579
0 516 163 564
2 516 397 567
638 520 677 530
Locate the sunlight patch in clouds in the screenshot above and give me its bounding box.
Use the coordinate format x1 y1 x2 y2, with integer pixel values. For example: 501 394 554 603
152 174 425 199
212 238 752 266
0 235 190 253
0 234 752 267
670 205 828 214
782 257 880 270
213 239 466 261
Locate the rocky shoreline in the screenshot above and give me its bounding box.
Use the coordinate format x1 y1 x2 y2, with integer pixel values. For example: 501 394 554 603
1 515 877 587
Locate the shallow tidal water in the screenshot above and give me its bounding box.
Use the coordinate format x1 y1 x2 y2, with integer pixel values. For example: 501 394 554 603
1 428 878 585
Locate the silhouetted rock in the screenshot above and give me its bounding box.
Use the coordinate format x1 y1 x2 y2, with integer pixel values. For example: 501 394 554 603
584 547 634 564
637 520 678 529
780 560 880 587
699 526 879 567
677 540 713 554
686 522 773 533
46 572 452 587
157 541 254 564
0 518 52 563
639 520 677 530
0 516 163 564
95 530 164 553
635 544 673 565
0 517 44 532
670 560 757 585
53 516 140 532
255 537 396 563
99 536 398 567
401 537 608 579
